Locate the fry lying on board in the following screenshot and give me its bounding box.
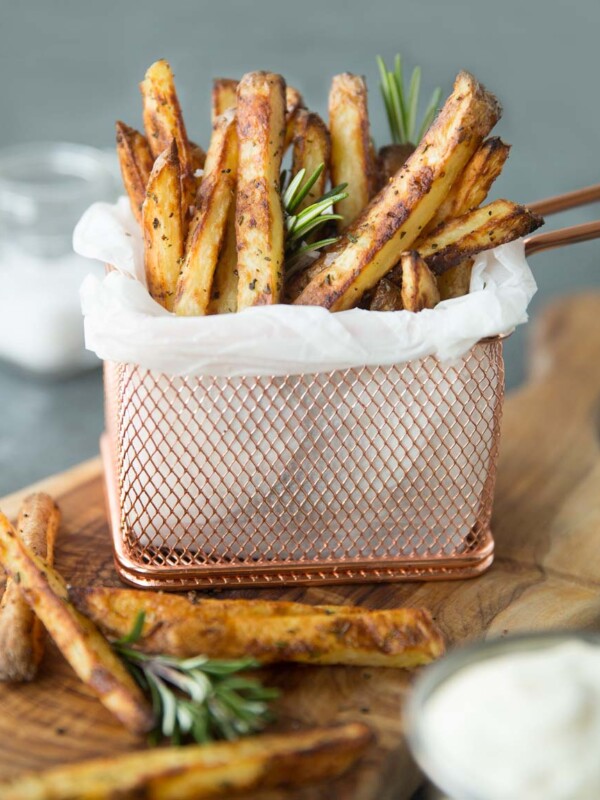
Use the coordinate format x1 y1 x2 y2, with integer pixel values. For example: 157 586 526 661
0 513 153 734
0 494 60 682
0 723 372 800
71 587 445 667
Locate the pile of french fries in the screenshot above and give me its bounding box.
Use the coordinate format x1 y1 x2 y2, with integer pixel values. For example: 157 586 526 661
117 61 542 317
0 494 444 798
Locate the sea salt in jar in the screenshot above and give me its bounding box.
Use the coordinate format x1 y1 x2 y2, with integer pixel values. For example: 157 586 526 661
0 142 115 376
406 633 600 800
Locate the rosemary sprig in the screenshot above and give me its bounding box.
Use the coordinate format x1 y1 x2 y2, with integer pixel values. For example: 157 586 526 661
377 54 442 145
114 612 279 745
282 164 348 265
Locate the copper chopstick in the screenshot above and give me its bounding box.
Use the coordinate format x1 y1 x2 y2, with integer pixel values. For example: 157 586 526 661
528 183 600 216
524 219 600 256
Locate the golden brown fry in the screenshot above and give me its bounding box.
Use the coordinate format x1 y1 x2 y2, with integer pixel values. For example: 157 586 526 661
211 77 239 123
437 260 474 299
207 204 239 314
284 85 305 148
0 494 60 682
400 251 440 311
0 513 153 734
140 59 201 221
423 136 511 235
369 278 404 311
293 71 501 310
416 199 543 274
0 723 372 800
142 141 184 311
377 143 415 188
174 110 238 316
329 73 377 228
291 109 331 210
115 122 154 224
71 587 445 668
236 71 286 309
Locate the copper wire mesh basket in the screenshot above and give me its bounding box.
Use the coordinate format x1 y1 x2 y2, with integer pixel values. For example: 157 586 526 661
101 337 504 589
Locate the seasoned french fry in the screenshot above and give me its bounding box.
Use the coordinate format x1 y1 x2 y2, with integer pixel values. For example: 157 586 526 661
0 494 60 682
142 141 184 310
236 71 286 309
369 278 403 311
329 73 377 228
211 77 239 123
115 122 154 224
400 251 440 311
140 59 201 221
72 587 445 668
0 723 373 800
416 199 543 274
207 205 239 314
284 85 305 148
293 71 501 310
174 109 238 316
437 260 474 300
291 109 331 210
0 513 153 734
377 143 415 187
423 136 511 233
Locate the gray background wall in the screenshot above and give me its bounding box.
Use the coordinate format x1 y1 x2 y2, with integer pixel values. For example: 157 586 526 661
1 0 599 493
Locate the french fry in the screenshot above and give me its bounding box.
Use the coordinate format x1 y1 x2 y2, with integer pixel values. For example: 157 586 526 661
437 260 474 300
174 109 238 316
291 109 331 210
0 723 373 800
400 251 440 311
377 143 415 187
140 59 201 221
284 85 305 148
207 204 239 314
369 278 403 311
0 494 60 682
115 122 154 224
236 71 286 309
71 587 445 667
0 513 153 734
416 198 543 274
329 73 377 228
211 77 239 122
293 71 501 310
142 141 184 310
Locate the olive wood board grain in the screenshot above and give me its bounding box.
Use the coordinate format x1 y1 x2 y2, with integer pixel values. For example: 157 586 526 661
1 293 599 799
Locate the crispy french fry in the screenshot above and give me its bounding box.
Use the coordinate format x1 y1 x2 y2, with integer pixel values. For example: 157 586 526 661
140 59 201 221
174 109 238 316
377 143 415 188
369 278 403 311
400 251 440 311
424 136 511 232
0 513 153 734
416 198 543 274
0 723 373 800
142 141 184 310
211 77 239 123
207 204 239 314
437 260 474 300
329 73 377 228
0 494 60 682
236 71 286 309
284 85 305 148
291 109 331 210
115 122 154 224
71 587 445 667
293 71 501 310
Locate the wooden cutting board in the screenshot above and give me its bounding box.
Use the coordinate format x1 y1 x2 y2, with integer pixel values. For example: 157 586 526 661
1 293 600 799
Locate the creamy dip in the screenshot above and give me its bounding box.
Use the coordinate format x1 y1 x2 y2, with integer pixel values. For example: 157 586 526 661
420 641 600 800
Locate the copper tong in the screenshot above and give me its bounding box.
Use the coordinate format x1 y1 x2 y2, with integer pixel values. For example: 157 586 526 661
525 184 600 256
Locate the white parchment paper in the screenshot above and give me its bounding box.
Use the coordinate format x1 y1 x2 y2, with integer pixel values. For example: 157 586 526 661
74 198 537 378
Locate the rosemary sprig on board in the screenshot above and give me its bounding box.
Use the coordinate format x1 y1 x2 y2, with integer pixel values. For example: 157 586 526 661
377 54 442 145
114 611 279 745
282 164 348 263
